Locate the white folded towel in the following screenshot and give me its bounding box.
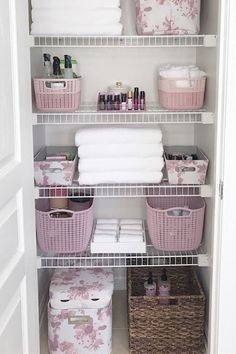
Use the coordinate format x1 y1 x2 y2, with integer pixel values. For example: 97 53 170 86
31 22 123 36
96 224 118 231
119 235 144 242
93 235 117 243
79 157 164 173
159 65 206 79
120 219 143 225
97 219 119 225
120 224 143 231
32 8 122 25
78 171 163 185
31 0 120 9
78 143 164 158
94 230 117 236
75 128 162 146
120 230 143 236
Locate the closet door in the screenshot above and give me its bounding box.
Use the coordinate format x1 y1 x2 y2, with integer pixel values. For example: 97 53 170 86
0 1 39 354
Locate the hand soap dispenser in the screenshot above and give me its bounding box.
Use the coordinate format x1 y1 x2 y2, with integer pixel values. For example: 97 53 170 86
158 268 171 305
144 271 156 296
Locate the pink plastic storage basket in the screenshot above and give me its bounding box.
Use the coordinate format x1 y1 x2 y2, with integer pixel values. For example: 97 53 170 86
158 76 206 109
36 198 94 253
146 196 205 251
34 78 81 112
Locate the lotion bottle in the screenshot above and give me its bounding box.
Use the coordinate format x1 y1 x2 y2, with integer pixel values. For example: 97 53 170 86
144 272 156 296
43 53 52 78
64 55 73 79
158 268 171 305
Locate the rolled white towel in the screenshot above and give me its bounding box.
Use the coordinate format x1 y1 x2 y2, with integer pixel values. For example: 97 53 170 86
75 128 162 146
159 65 206 79
96 224 118 231
120 219 143 225
78 143 164 158
78 171 163 185
31 0 120 9
94 230 117 236
119 230 143 236
79 157 164 173
31 22 123 36
119 235 144 242
97 219 119 225
120 224 143 231
32 8 122 25
93 234 117 243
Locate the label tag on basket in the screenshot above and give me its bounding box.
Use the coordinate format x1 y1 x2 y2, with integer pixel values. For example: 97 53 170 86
176 166 196 173
68 316 93 326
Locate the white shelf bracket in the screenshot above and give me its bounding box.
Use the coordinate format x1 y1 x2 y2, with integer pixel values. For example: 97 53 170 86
202 112 214 124
32 114 38 126
36 257 42 269
198 254 210 267
201 185 212 198
34 187 40 199
204 35 217 47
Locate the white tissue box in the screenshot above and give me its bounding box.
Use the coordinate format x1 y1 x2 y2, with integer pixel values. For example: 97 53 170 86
91 220 146 254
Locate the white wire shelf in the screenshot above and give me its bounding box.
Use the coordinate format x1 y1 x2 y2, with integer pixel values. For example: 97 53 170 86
34 182 212 199
37 245 208 269
30 35 216 48
33 105 214 125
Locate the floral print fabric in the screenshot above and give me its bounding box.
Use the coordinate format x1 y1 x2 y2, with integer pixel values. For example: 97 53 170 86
135 0 201 35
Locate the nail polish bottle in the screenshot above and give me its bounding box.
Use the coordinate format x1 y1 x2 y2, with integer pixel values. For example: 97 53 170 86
134 87 139 110
107 95 113 111
140 91 145 110
99 94 106 111
127 90 133 110
144 272 156 296
121 93 127 111
114 94 121 110
158 269 171 305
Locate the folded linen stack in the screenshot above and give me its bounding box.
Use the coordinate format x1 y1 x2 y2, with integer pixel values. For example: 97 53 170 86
31 0 123 35
119 219 144 243
159 65 206 88
93 219 119 243
75 127 164 185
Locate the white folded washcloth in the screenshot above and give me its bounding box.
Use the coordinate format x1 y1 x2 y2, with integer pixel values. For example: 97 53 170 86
119 235 144 242
120 219 143 225
78 171 163 185
78 143 164 158
120 224 143 231
79 157 164 173
94 230 117 236
93 234 117 243
31 22 123 36
97 219 119 225
31 0 120 9
32 8 122 25
75 128 162 146
119 230 143 236
96 224 118 231
159 65 206 79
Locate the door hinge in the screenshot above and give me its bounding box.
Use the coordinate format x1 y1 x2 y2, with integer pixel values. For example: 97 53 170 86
219 181 224 200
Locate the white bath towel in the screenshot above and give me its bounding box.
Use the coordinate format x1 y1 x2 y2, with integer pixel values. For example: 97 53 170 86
94 230 117 236
32 8 122 25
32 0 120 9
97 219 119 225
119 235 143 242
78 171 163 185
75 128 162 146
120 224 143 231
78 143 164 158
120 219 143 225
119 230 143 236
159 65 206 79
31 22 123 35
96 224 118 231
79 157 164 173
93 234 117 243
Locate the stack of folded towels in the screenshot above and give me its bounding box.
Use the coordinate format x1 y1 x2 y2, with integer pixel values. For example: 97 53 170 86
93 219 144 244
31 0 123 35
159 65 206 87
75 127 164 185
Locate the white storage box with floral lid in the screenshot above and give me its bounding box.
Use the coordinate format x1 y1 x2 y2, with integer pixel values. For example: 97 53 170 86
48 268 114 354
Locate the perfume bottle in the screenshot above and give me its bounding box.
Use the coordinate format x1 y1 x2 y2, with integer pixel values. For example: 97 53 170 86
144 272 156 296
158 269 171 305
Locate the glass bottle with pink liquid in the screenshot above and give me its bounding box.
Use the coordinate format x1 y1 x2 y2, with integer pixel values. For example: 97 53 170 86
158 268 171 305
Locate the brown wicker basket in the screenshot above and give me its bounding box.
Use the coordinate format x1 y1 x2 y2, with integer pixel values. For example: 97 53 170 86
128 267 206 354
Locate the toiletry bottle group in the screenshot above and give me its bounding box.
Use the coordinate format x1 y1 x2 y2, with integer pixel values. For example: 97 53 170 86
98 87 146 111
144 269 171 303
43 54 77 80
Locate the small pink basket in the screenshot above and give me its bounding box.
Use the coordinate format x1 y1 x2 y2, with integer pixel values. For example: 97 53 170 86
146 196 205 251
34 78 81 112
158 76 206 110
36 198 94 253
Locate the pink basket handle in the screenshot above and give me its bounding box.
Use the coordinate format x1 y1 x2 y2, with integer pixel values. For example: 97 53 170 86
43 167 64 173
49 209 74 218
175 166 196 173
165 207 192 217
44 80 68 90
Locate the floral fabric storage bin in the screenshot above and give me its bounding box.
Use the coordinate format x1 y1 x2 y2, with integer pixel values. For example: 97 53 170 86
48 268 114 354
34 146 77 186
164 146 209 184
135 0 201 35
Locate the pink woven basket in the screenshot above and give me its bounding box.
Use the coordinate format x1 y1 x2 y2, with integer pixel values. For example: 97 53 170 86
36 198 94 253
146 196 205 251
158 76 206 109
34 78 81 112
